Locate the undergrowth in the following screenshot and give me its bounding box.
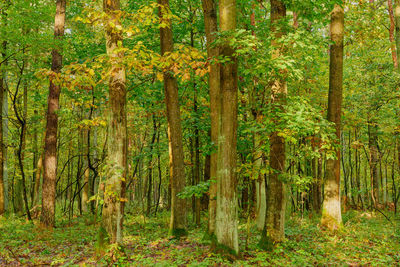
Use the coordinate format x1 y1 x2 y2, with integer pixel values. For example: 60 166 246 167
0 210 399 266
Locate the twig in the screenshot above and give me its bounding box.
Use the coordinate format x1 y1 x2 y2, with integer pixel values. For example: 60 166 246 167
374 207 394 226
5 246 21 264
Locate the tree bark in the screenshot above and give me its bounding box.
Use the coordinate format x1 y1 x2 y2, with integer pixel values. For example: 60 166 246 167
102 0 127 245
0 6 9 214
201 0 219 237
260 0 287 249
368 121 379 206
0 43 4 215
158 0 187 238
41 0 66 227
389 0 398 68
215 0 239 255
321 3 344 231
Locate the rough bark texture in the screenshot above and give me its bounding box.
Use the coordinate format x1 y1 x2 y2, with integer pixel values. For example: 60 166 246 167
159 0 187 238
321 4 344 231
215 0 239 255
41 0 66 227
102 0 127 244
201 0 219 237
260 0 287 250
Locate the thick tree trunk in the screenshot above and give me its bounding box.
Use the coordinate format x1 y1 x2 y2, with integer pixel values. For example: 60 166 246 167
260 0 287 250
215 0 239 255
41 0 66 227
321 4 344 231
159 0 187 238
102 0 127 245
201 0 219 237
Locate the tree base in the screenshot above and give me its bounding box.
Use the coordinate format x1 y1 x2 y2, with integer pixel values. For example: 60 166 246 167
168 228 188 239
321 211 342 232
258 234 274 251
212 241 239 261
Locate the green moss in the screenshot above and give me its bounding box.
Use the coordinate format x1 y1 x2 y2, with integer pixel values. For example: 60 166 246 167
202 231 217 243
168 227 188 239
321 209 343 232
213 241 239 261
95 226 109 255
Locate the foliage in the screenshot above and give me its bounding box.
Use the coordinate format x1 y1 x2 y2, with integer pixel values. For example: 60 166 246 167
0 211 399 265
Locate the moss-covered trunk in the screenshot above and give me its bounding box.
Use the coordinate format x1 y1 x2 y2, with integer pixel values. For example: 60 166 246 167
102 0 127 244
215 0 239 255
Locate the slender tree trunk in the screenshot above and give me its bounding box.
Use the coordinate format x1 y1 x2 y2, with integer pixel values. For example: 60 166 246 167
158 0 187 237
389 0 398 68
102 0 127 245
146 116 157 216
260 0 287 249
254 135 266 230
0 44 4 215
41 0 66 227
368 121 379 206
33 154 43 206
395 1 400 71
215 0 239 255
201 0 219 237
2 56 8 212
194 85 201 227
31 110 38 204
321 3 344 231
0 2 9 215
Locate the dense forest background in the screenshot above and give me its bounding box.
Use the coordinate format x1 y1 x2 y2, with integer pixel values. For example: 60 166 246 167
0 0 399 265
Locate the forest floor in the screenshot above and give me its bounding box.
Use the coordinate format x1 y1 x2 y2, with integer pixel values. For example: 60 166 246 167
0 210 399 266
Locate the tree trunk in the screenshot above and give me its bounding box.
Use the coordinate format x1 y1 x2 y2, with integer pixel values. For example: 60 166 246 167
389 0 398 68
260 0 287 250
41 0 66 227
101 0 127 245
368 121 379 206
158 0 187 238
394 0 400 71
201 0 219 237
321 4 344 231
215 0 239 255
33 154 43 206
0 42 4 215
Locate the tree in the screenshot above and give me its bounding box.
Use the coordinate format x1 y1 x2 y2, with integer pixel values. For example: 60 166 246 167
321 3 344 231
41 0 66 227
260 0 287 249
159 0 187 238
201 0 219 237
101 0 127 244
215 0 239 255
